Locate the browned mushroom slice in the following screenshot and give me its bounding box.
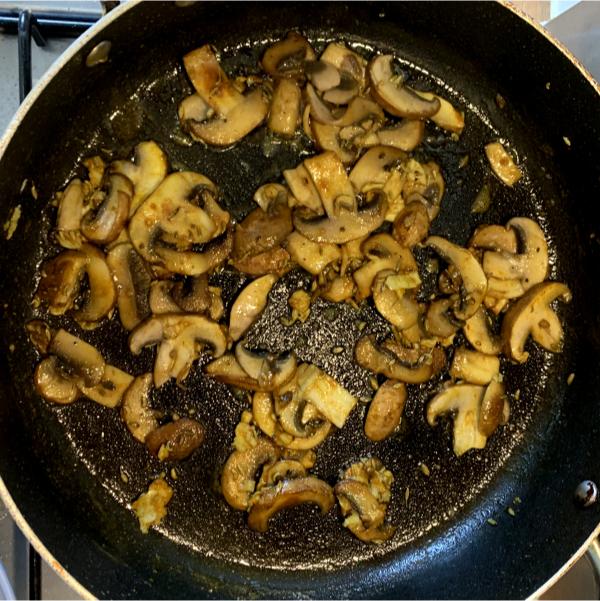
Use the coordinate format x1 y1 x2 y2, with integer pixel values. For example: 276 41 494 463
34 357 80 404
286 231 341 276
369 55 440 118
260 32 316 78
427 383 488 456
107 243 152 331
258 460 307 489
283 164 323 214
252 391 277 438
111 141 168 217
355 335 431 384
392 201 430 248
178 93 211 125
485 142 522 187
48 329 105 388
235 346 297 392
222 438 280 510
183 45 243 116
449 347 500 385
400 160 445 221
478 380 507 437
293 189 387 245
374 120 425 151
426 236 487 320
469 224 518 254
372 269 421 330
416 92 465 134
78 365 133 408
205 353 264 390
425 299 462 339
247 476 334 532
349 146 406 193
55 178 87 249
335 479 385 529
121 373 158 443
365 380 407 442
229 274 277 341
25 320 53 355
463 307 502 355
268 78 301 137
145 418 205 461
501 281 571 363
321 274 355 303
310 121 355 164
231 246 290 277
320 42 368 91
129 314 227 387
323 71 359 105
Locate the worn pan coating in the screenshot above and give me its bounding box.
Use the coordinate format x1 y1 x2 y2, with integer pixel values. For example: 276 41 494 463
0 2 599 599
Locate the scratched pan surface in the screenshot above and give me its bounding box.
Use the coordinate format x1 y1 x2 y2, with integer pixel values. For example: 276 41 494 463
0 2 599 599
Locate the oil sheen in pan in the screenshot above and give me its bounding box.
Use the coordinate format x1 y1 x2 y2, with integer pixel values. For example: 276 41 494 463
20 32 571 570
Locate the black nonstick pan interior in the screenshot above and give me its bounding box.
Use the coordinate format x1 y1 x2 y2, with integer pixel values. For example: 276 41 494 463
0 2 599 599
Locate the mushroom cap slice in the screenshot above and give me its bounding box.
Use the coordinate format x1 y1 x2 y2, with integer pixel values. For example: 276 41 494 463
187 89 269 147
229 274 277 341
485 142 522 187
392 201 430 248
235 345 297 392
121 373 158 443
34 357 80 405
320 42 367 91
427 383 488 456
426 236 487 320
416 92 464 134
293 189 387 244
107 243 153 331
178 93 211 125
222 438 280 510
469 224 518 254
463 307 502 355
260 32 316 78
230 246 290 277
286 231 341 276
205 353 264 390
247 476 334 532
111 141 168 217
372 269 421 330
374 120 425 152
365 380 407 442
48 329 105 388
425 299 462 339
478 380 506 437
55 178 86 249
349 146 406 193
283 164 323 214
501 281 571 363
145 418 205 461
449 347 500 385
368 55 440 119
78 365 133 409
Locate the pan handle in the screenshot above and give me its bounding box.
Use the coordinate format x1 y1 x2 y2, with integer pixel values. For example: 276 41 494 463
586 538 600 591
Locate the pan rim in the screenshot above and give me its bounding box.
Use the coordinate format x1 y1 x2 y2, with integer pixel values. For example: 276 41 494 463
0 0 598 598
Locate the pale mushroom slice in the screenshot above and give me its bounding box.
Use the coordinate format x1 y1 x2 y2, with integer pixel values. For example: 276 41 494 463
222 438 280 510
260 31 316 79
235 345 297 392
34 357 80 405
111 141 168 217
283 164 323 214
286 231 341 276
449 347 500 385
485 142 522 187
129 314 227 387
247 476 335 532
107 243 153 331
306 59 342 92
229 274 277 341
427 383 488 456
296 363 357 429
392 201 430 248
78 365 133 409
183 45 244 116
368 55 440 119
253 183 289 213
349 146 406 194
55 178 87 249
372 119 425 151
121 373 158 443
268 78 302 137
416 91 465 134
365 380 407 442
178 93 211 125
469 224 518 254
205 353 263 390
320 42 368 91
372 269 421 330
399 159 445 221
426 236 488 320
482 217 548 292
501 281 571 363
463 307 502 355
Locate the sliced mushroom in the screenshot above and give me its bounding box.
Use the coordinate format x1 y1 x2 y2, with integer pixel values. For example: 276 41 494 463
231 246 290 276
170 274 212 313
416 91 464 134
107 243 153 331
78 365 133 409
353 233 417 300
253 183 289 213
295 363 357 428
449 347 500 385
55 178 86 249
306 60 341 92
260 32 316 78
354 335 441 384
25 319 53 355
478 380 507 437
365 380 407 441
121 373 158 443
145 418 205 461
485 142 522 187
178 93 211 125
235 345 297 391
258 459 307 489
425 299 462 339
48 329 105 388
469 224 517 254
323 71 359 105
335 479 385 529
148 281 183 315
111 141 169 217
482 217 548 292
183 45 243 116
369 55 440 118
221 438 280 510
293 189 387 245
392 201 430 247
229 274 277 341
320 42 367 91
427 383 488 456
372 269 420 330
373 120 425 151
349 146 405 193
283 164 323 214
205 353 263 390
501 281 571 363
321 274 355 303
253 391 278 438
187 89 270 146
463 307 502 355
310 121 355 164
247 476 334 532
129 314 227 387
426 236 487 320
34 357 80 405
400 160 445 221
286 231 341 275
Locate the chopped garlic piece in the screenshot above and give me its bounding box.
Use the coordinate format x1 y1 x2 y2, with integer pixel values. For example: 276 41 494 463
132 478 173 534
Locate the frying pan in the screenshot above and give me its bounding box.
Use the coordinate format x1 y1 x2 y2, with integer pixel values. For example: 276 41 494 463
0 1 599 598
